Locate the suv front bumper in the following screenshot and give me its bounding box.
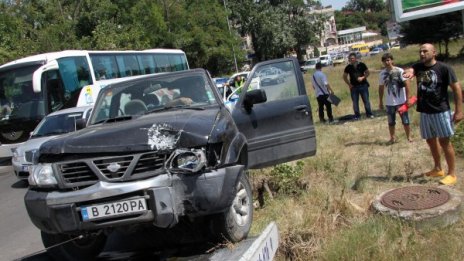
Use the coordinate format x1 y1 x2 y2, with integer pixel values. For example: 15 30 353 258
25 165 244 234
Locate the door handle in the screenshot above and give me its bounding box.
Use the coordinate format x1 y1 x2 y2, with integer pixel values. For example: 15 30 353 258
294 105 308 111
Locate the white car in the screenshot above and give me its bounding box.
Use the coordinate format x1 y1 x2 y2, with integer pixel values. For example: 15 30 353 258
257 67 285 86
300 58 319 73
369 47 382 56
12 106 93 180
319 55 333 66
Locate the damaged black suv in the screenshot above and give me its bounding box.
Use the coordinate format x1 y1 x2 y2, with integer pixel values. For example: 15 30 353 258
24 58 316 260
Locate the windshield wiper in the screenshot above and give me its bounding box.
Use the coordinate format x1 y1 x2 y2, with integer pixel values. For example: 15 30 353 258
147 105 205 114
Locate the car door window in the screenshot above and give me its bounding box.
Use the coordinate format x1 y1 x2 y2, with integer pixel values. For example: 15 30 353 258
248 61 299 102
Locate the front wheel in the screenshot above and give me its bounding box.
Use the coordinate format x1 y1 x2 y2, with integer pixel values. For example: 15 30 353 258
209 171 253 243
41 231 107 261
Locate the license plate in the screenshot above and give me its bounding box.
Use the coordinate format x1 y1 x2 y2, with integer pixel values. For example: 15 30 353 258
22 165 30 172
81 198 147 221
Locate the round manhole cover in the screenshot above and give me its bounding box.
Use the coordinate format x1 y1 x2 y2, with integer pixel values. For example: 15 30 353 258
381 186 450 210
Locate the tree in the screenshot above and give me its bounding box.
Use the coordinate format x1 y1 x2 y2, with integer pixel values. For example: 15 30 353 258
344 0 384 12
228 0 321 62
400 11 463 58
335 5 389 35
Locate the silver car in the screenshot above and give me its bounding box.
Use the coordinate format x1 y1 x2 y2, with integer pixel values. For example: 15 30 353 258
12 106 92 180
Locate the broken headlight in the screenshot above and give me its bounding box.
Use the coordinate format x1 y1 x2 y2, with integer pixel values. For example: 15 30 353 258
28 163 58 187
167 149 206 173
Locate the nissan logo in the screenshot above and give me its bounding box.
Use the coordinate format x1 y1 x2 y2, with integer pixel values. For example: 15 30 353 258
107 162 121 173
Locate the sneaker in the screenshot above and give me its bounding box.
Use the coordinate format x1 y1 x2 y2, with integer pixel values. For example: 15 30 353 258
439 175 457 185
425 169 445 177
368 115 375 119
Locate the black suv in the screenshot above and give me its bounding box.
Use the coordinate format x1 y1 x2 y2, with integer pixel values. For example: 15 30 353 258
24 58 316 260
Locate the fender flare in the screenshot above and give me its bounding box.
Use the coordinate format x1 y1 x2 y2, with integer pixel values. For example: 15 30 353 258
223 132 247 167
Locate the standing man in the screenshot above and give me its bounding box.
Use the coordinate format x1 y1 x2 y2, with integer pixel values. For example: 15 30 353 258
343 53 374 119
311 62 334 123
403 43 463 185
378 53 412 143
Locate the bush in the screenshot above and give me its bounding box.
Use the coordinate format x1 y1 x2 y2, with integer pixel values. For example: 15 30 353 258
269 161 305 196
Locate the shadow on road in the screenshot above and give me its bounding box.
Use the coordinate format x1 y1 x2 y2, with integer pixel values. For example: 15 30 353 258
11 179 28 189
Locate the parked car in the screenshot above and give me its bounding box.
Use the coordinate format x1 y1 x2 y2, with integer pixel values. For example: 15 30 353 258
319 55 333 66
257 66 285 86
11 106 93 180
332 54 345 66
377 44 390 51
300 58 319 73
24 58 317 260
369 47 382 56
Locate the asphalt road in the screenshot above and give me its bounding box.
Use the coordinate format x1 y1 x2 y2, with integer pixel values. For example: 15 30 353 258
0 172 45 261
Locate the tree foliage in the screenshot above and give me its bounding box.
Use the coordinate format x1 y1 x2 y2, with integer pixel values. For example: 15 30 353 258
0 0 324 74
344 0 384 12
400 11 463 58
335 0 389 35
228 0 321 62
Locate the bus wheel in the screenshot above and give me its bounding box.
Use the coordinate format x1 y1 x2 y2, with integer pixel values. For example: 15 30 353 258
41 231 107 261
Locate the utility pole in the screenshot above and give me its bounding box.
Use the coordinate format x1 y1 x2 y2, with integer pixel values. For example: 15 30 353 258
223 0 239 73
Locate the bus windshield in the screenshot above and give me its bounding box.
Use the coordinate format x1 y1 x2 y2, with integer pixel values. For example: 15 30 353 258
0 64 44 121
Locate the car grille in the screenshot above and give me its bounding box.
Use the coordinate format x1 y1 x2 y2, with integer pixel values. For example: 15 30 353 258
56 152 167 189
60 162 98 185
94 156 133 179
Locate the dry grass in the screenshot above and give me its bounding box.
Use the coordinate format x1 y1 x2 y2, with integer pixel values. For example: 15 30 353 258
249 40 464 260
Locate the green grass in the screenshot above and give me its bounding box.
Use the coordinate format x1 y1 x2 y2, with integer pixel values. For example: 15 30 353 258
249 39 464 260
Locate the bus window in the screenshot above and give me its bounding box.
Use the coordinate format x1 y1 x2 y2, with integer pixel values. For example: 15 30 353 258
90 54 120 80
154 54 170 72
137 54 156 74
44 71 65 113
57 57 92 101
0 65 43 120
170 54 188 71
116 55 142 77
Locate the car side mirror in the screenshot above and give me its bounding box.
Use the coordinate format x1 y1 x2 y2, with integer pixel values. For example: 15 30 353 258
243 89 267 112
75 118 87 130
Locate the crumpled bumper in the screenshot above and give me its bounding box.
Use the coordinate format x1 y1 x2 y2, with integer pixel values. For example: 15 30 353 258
24 165 244 234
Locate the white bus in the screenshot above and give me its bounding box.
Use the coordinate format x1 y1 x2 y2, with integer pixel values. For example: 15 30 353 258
0 49 189 174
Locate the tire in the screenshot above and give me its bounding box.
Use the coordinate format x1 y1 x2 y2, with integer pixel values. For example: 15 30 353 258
41 231 107 261
210 171 253 243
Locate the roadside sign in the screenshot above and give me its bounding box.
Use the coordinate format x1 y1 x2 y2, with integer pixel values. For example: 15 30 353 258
390 0 464 22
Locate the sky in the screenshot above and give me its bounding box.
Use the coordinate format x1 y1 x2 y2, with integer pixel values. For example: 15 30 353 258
320 0 349 10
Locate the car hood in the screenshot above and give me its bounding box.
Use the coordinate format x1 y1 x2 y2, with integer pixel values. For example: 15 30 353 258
16 136 59 156
39 108 221 155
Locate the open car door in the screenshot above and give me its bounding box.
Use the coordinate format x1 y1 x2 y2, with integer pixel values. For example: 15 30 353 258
230 58 316 169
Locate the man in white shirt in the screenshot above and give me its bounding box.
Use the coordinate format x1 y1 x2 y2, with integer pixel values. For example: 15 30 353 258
378 53 412 143
311 62 334 123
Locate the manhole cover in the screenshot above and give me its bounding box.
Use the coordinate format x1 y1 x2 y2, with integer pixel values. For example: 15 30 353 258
381 186 450 210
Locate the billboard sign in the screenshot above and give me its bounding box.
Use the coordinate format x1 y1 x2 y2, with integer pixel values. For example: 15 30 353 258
391 0 464 22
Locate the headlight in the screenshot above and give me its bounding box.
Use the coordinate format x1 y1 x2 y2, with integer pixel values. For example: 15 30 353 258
168 149 206 173
28 164 57 187
11 149 20 163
